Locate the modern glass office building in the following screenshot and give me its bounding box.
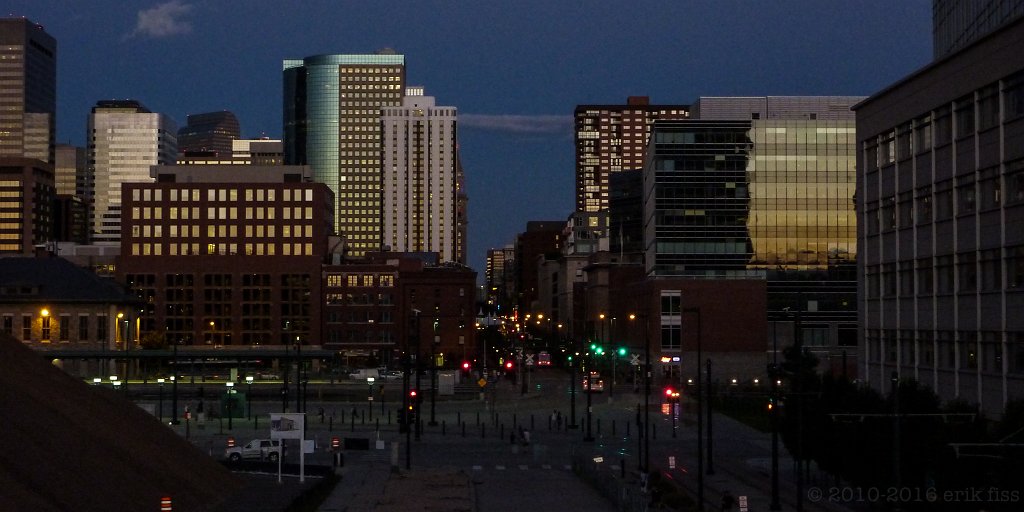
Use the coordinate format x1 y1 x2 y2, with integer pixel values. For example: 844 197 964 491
644 97 861 365
283 51 406 256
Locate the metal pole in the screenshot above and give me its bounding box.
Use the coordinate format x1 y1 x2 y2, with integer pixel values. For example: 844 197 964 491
569 338 578 429
707 358 714 475
683 307 704 511
172 342 179 425
414 313 422 441
770 321 782 511
584 363 594 442
158 381 164 423
643 314 650 473
429 337 438 426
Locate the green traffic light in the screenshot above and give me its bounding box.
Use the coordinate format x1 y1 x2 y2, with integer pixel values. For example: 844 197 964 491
617 347 627 356
589 343 597 351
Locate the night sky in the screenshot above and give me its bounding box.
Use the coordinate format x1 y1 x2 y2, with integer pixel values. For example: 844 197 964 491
7 1 933 276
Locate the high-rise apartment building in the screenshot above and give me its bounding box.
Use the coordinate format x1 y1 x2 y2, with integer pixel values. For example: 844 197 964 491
645 97 862 366
176 111 240 158
0 18 56 164
87 100 177 243
380 94 459 262
856 15 1024 411
574 96 689 213
284 50 406 256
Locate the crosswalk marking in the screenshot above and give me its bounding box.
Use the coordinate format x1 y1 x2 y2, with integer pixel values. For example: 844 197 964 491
472 465 482 471
541 464 551 469
495 465 506 470
518 465 528 470
468 463 573 472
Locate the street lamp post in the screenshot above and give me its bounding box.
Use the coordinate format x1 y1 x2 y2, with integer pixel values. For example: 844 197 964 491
683 307 704 510
171 341 180 425
225 382 235 430
246 375 254 421
630 313 651 473
429 334 438 426
368 377 376 421
584 354 594 442
770 319 782 511
157 378 165 423
569 338 578 429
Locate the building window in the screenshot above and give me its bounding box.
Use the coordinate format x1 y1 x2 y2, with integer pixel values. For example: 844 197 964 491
978 84 999 131
1009 246 1024 289
955 95 975 139
2 315 12 336
58 315 69 341
79 315 89 341
1003 70 1024 120
917 258 934 295
958 252 977 293
41 316 50 341
916 186 932 225
661 324 681 350
22 315 31 340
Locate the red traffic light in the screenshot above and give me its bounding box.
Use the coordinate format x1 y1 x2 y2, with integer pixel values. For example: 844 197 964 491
664 388 674 397
505 361 514 370
462 361 471 370
410 389 418 398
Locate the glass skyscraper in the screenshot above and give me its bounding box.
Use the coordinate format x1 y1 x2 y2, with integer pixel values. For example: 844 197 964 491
283 51 406 256
645 96 862 353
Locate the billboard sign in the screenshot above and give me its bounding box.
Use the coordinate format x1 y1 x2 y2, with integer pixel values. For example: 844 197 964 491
270 413 305 440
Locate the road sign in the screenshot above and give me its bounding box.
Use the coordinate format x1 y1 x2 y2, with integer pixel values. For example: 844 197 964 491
739 495 748 512
669 455 676 469
630 354 640 366
477 378 487 388
525 354 534 366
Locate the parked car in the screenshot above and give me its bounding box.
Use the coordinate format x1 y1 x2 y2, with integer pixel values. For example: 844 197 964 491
349 368 380 381
225 439 282 462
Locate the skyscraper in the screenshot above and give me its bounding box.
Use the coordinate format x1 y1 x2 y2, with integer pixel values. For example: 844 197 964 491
176 111 240 158
87 100 177 243
0 18 56 164
283 50 406 255
574 97 689 214
54 144 86 197
380 93 459 262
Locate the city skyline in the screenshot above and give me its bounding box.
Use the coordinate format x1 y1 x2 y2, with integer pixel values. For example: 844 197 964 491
6 0 932 273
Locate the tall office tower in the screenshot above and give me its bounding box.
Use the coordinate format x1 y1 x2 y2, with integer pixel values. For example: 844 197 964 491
176 111 240 158
574 97 689 213
380 94 458 262
283 50 406 255
645 96 862 356
54 144 86 197
933 0 1024 59
0 18 56 164
87 100 177 243
857 16 1024 410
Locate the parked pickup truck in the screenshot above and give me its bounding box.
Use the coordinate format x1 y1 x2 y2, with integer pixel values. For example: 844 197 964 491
225 439 282 462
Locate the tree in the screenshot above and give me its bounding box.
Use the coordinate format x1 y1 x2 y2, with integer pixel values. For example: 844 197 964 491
139 331 167 350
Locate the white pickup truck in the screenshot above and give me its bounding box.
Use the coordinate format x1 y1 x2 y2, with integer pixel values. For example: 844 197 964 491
224 439 282 462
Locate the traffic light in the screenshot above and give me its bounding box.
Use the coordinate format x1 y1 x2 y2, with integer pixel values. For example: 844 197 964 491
664 387 680 402
505 361 514 371
617 347 627 357
461 361 471 374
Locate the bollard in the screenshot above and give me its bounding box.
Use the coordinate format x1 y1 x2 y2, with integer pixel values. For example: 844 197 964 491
513 413 517 428
462 421 466 437
531 414 535 430
255 415 259 431
500 423 504 440
376 418 380 431
388 409 392 425
458 411 462 425
548 416 552 431
351 413 355 432
442 420 446 436
612 420 616 436
160 496 172 512
620 458 626 479
476 411 480 426
361 410 365 424
482 423 486 438
329 416 333 432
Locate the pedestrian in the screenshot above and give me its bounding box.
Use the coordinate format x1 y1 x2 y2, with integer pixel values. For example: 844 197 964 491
556 411 563 429
522 429 530 445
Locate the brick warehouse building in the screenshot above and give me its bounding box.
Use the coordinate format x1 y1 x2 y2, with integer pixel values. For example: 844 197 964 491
117 165 332 350
323 253 476 369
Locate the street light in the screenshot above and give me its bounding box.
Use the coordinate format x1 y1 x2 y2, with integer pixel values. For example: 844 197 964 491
245 375 254 421
157 378 165 423
225 381 235 430
630 313 650 473
682 307 704 510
